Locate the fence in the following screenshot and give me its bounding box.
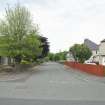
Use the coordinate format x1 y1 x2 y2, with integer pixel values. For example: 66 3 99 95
65 61 105 76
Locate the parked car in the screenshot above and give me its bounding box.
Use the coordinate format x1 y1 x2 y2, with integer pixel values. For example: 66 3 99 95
84 62 96 65
84 60 96 65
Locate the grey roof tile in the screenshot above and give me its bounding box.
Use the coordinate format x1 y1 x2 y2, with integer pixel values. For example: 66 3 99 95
84 39 99 50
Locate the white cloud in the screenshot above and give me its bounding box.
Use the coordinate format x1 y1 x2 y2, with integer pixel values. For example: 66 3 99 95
1 0 105 52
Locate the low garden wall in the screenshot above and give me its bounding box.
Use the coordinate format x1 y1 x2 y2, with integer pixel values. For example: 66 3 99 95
65 61 105 76
14 63 37 71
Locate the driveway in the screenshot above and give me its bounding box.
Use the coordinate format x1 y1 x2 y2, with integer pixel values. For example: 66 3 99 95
0 62 105 105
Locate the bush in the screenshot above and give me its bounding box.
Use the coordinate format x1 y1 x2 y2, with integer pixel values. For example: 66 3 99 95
20 60 31 64
36 59 44 64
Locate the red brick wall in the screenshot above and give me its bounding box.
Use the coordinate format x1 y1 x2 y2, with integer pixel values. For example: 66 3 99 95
65 61 105 76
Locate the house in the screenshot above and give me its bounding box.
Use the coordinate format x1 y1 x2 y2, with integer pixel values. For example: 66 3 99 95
84 39 99 56
0 56 13 65
66 52 75 61
84 39 105 66
98 39 105 65
0 57 8 65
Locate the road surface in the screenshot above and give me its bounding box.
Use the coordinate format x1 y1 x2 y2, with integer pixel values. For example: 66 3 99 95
0 62 105 105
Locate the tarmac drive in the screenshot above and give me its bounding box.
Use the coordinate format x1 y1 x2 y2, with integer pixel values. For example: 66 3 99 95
0 62 105 105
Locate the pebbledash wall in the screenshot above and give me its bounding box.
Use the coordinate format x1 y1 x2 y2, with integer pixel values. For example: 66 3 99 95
65 61 105 76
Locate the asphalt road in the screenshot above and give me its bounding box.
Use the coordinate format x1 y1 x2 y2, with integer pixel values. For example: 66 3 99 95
0 62 105 105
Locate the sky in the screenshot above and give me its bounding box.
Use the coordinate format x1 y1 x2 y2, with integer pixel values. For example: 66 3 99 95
0 0 105 53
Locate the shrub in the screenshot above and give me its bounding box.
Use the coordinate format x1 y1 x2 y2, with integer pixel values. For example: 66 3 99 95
20 60 31 64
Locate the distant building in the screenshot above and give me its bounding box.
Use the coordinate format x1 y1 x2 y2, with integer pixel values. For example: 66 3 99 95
84 39 99 56
66 52 75 61
84 39 105 65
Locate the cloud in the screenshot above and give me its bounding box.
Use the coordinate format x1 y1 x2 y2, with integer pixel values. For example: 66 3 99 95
0 0 105 52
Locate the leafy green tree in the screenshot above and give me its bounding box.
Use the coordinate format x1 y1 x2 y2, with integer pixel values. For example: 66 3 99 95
22 33 42 62
48 53 55 61
70 44 92 63
58 51 67 60
0 4 42 63
39 36 49 58
47 51 67 61
54 53 60 61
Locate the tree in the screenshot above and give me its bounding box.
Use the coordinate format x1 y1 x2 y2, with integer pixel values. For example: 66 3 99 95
58 51 67 60
0 4 43 63
53 53 60 61
48 53 55 61
22 33 42 62
39 36 49 58
47 51 67 61
70 44 92 63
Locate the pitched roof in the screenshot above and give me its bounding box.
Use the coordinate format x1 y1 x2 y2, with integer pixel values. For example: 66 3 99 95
101 39 105 43
84 39 99 50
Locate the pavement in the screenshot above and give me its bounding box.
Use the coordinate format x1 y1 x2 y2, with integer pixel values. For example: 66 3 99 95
0 62 105 105
0 66 38 82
